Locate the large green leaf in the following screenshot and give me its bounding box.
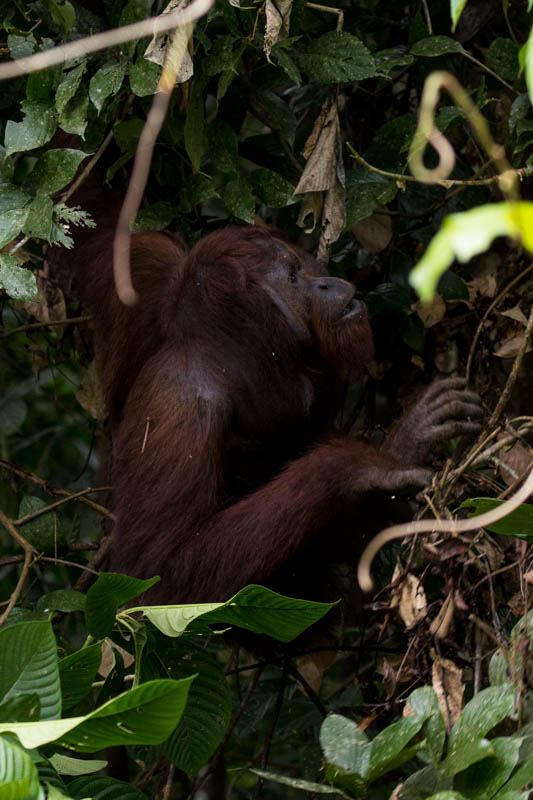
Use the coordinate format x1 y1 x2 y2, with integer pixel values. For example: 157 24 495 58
136 585 335 641
163 642 231 776
30 149 87 196
0 255 37 302
299 32 377 84
444 685 516 772
68 775 146 799
0 678 194 752
4 101 57 156
0 736 44 800
0 620 61 720
58 643 103 710
85 572 159 639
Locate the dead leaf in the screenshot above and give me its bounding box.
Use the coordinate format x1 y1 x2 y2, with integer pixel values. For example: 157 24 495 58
264 0 292 60
431 654 464 731
144 0 193 84
99 640 134 678
493 332 532 359
499 305 528 326
429 591 455 639
76 360 107 421
295 98 345 260
497 437 532 486
392 572 427 628
415 293 446 328
352 208 392 253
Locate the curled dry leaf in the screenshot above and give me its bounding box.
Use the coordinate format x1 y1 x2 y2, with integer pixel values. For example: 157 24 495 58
99 640 135 679
431 653 464 731
264 0 292 60
497 437 532 487
429 590 455 639
144 0 194 84
391 570 427 628
295 98 346 260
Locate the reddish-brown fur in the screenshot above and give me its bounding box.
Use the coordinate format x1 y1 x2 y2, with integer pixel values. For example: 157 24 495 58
73 225 482 605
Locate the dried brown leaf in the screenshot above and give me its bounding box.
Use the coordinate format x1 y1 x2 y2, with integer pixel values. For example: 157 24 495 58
431 654 464 731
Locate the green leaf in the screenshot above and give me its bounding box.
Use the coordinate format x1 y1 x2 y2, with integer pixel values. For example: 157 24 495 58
133 202 176 232
0 253 39 303
18 495 65 554
0 620 61 720
58 89 88 137
374 47 414 75
454 737 521 799
320 714 371 777
178 174 220 213
68 775 146 799
30 149 88 196
202 34 237 76
0 186 31 215
23 196 54 241
488 38 519 82
85 572 160 639
129 58 160 97
56 63 86 115
409 202 533 301
498 755 533 795
250 168 296 208
272 44 302 86
446 685 516 766
298 31 377 84
89 61 127 113
254 90 297 146
163 642 231 776
207 119 239 174
7 33 36 59
184 78 206 172
459 497 533 539
405 687 446 764
368 715 426 780
411 36 463 57
223 178 255 222
0 209 29 248
48 754 107 776
36 590 86 613
345 167 397 228
58 643 103 710
138 585 335 642
4 101 57 156
0 678 194 752
251 768 344 794
450 0 469 31
0 736 44 800
0 695 40 724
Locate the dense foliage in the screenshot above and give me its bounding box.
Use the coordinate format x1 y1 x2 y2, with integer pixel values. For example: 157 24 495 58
3 0 533 798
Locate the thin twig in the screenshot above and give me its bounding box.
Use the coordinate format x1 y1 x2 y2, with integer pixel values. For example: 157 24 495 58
74 535 111 592
162 764 175 800
0 460 113 519
0 0 215 81
1 315 91 338
0 509 37 626
348 143 533 187
15 486 112 525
